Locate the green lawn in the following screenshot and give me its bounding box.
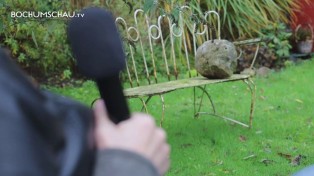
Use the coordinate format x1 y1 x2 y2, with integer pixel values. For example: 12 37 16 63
49 59 314 176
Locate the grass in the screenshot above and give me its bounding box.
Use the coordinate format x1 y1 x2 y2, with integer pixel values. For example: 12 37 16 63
48 59 314 176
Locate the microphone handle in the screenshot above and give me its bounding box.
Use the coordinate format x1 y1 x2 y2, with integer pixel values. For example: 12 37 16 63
96 75 130 124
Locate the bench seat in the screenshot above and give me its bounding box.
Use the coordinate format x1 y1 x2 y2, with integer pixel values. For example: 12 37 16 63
124 74 250 98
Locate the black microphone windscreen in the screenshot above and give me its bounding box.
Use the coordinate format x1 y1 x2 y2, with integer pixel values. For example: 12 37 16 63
67 7 125 79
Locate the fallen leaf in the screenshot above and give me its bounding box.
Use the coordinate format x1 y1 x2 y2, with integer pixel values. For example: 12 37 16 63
278 152 292 160
180 143 193 148
295 99 304 104
306 118 312 123
259 95 266 100
264 148 272 153
174 132 184 136
239 135 247 142
256 130 263 134
243 154 256 160
214 160 223 166
291 155 304 166
260 159 275 166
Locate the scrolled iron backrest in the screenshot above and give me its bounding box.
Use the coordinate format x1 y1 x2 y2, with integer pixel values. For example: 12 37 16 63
115 6 221 87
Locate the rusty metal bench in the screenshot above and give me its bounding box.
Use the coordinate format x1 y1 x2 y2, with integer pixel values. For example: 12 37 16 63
115 6 258 128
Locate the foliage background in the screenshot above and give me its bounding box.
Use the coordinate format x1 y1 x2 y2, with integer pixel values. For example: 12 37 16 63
0 0 309 82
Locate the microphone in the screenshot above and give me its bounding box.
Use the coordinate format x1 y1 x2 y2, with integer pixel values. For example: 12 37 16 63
67 7 130 124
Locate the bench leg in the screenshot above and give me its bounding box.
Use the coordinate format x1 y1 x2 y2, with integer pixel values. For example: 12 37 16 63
138 95 165 127
193 80 255 129
139 96 153 113
159 94 165 127
138 97 148 113
243 78 256 128
193 85 216 118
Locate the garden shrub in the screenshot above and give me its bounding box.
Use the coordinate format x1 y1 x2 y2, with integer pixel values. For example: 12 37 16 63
237 23 292 71
0 0 74 78
260 23 292 59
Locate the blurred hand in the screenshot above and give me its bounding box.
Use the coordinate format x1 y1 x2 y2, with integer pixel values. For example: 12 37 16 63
93 99 170 175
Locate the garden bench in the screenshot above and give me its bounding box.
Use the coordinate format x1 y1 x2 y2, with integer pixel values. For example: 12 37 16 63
114 6 259 128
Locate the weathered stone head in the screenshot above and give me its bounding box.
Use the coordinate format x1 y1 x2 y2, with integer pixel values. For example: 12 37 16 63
195 39 238 79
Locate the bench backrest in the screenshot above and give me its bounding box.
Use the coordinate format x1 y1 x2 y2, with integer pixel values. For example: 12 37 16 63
115 6 221 87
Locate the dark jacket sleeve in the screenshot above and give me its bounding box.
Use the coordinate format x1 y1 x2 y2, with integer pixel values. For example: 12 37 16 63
0 49 160 176
0 49 95 176
93 149 159 176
